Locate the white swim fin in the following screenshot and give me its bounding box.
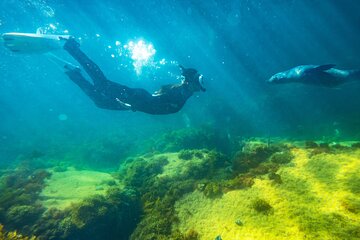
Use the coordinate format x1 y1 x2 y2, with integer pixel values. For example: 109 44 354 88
2 32 71 54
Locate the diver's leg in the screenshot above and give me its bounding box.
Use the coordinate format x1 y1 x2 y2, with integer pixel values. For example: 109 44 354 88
63 38 107 88
65 68 128 110
45 52 79 71
65 68 98 97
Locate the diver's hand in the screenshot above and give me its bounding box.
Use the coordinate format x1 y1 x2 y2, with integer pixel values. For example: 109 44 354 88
58 35 71 41
115 98 135 111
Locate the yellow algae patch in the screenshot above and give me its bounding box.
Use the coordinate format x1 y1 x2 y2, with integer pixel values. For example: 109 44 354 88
40 169 118 210
174 147 360 240
157 152 206 179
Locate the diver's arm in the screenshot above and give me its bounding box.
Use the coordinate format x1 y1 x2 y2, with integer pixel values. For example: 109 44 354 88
132 84 193 114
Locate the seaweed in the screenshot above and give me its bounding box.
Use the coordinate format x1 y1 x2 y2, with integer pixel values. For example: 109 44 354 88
341 197 360 214
178 149 205 161
351 142 360 148
178 150 194 160
0 162 141 240
232 142 280 174
223 174 255 191
308 143 332 156
202 182 223 198
0 224 37 240
127 150 226 239
6 205 44 227
0 168 51 233
306 156 339 185
345 171 360 194
269 151 294 164
122 156 169 188
305 141 319 148
251 198 273 215
146 126 233 154
33 187 141 240
171 229 199 240
298 212 360 239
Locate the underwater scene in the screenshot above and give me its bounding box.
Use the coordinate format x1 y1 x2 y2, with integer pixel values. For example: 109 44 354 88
1 0 360 239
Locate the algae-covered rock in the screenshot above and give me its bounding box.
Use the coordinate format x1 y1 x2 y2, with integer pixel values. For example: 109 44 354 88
40 169 120 210
173 147 360 240
123 150 228 239
6 205 43 227
65 187 140 239
0 164 141 240
35 187 141 240
0 168 50 234
178 150 194 160
146 126 232 154
232 141 280 173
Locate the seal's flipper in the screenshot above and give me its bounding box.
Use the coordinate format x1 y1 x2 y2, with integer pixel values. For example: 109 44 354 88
349 69 360 81
2 32 71 54
314 64 336 72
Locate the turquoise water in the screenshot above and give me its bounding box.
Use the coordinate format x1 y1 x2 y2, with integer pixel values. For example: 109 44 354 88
1 1 360 166
0 1 360 239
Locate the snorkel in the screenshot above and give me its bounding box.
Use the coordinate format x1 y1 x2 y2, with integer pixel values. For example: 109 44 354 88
179 65 206 92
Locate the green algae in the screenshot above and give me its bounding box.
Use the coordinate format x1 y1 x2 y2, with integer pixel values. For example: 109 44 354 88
40 169 118 210
306 155 340 185
2 138 360 240
345 171 360 194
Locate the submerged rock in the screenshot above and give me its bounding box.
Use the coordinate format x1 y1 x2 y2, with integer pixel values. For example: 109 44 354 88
174 146 360 239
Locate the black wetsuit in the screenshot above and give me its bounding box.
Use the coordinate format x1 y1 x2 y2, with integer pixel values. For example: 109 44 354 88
63 39 197 115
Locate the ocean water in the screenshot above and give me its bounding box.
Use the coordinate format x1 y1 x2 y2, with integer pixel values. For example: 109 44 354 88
0 1 360 239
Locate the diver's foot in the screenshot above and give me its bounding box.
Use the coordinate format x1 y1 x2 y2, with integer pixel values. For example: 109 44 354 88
62 37 80 51
64 63 80 72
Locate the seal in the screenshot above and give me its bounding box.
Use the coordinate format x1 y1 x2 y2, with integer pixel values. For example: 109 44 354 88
268 64 360 87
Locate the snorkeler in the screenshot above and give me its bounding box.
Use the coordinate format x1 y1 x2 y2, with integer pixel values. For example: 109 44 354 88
268 64 360 88
2 32 206 115
62 38 205 114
